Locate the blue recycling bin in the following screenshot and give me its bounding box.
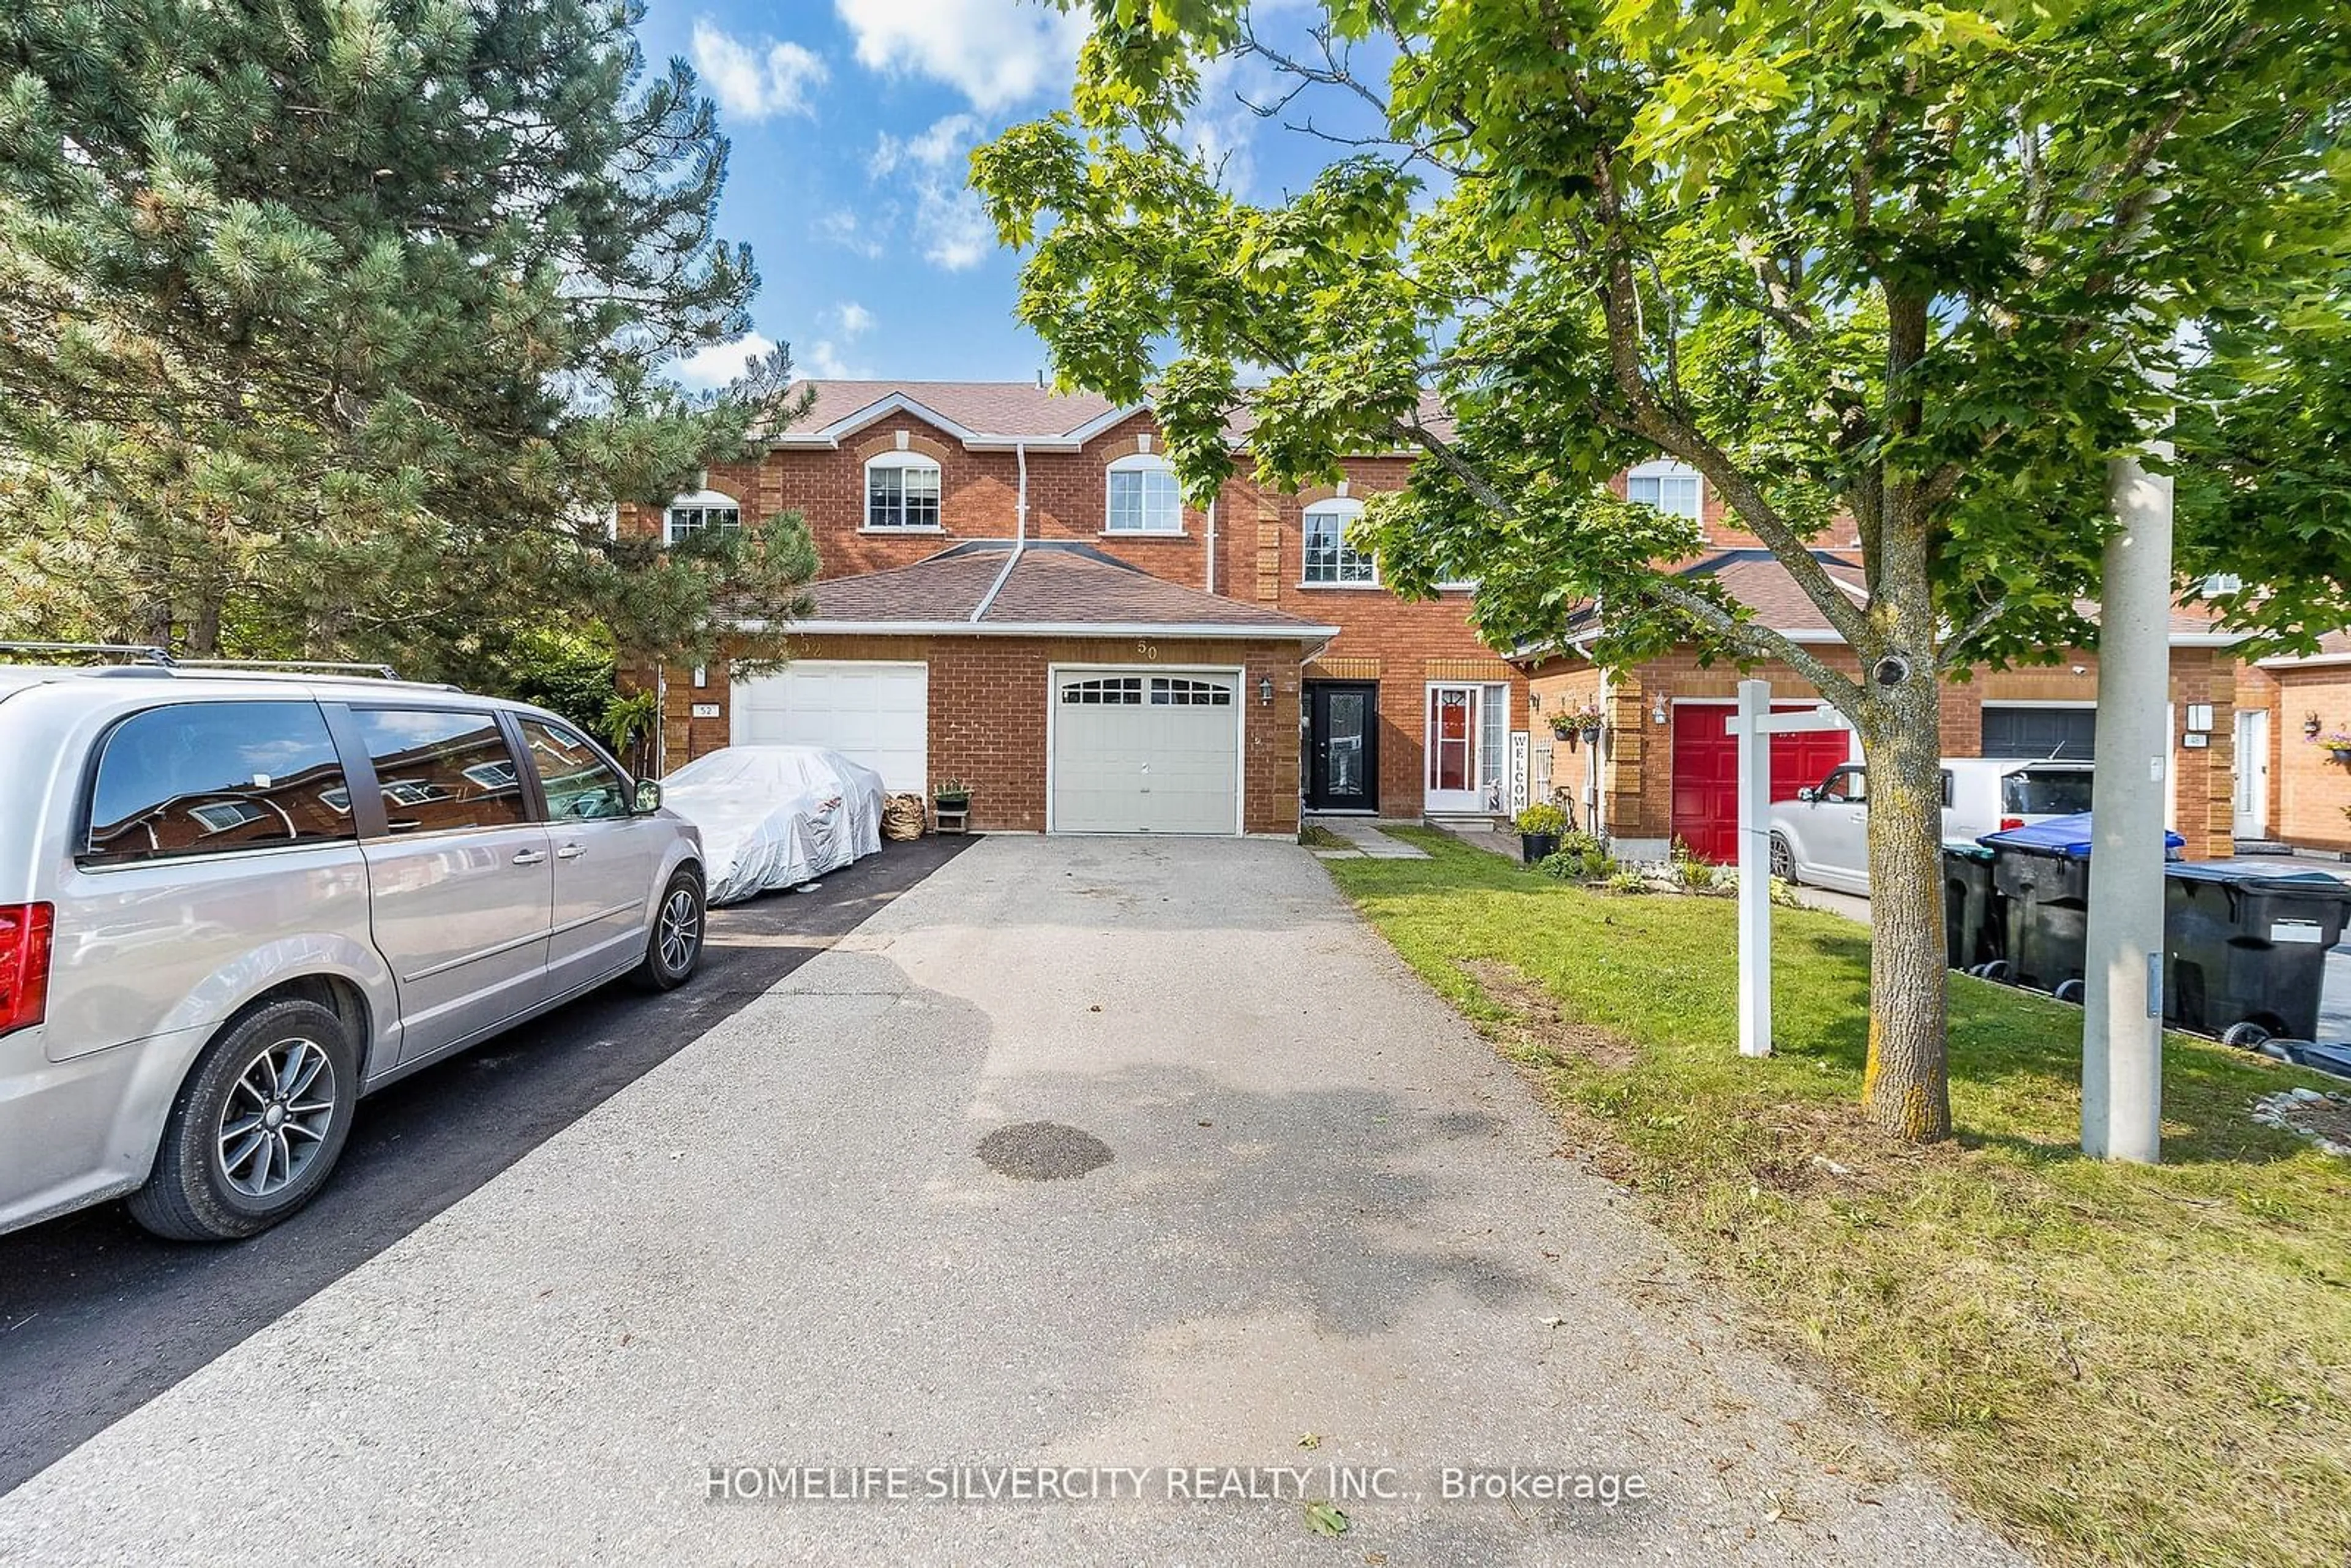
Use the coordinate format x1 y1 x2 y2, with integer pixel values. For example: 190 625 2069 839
2162 864 2350 1044
1978 814 2186 997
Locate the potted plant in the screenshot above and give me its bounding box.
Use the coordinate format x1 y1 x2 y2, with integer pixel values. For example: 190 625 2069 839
933 776 973 810
1515 801 1568 864
2318 730 2351 764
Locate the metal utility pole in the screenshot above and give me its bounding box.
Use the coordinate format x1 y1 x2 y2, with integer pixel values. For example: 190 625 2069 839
2082 434 2173 1163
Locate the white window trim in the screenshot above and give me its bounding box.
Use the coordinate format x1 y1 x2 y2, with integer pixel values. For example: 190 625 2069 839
662 489 741 546
1299 498 1379 589
1103 452 1186 536
1626 459 1703 523
863 451 943 532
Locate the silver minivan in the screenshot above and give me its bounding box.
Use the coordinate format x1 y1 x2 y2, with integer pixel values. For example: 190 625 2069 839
0 658 707 1240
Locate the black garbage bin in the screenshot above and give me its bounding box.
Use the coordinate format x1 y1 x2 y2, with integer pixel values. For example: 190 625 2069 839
2162 864 2351 1044
1979 814 2186 999
1941 841 2004 973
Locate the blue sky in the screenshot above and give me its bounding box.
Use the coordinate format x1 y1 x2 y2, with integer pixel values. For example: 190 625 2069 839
639 1 1344 390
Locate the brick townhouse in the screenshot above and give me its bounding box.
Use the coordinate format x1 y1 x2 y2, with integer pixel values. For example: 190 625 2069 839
2236 631 2351 857
620 381 1529 836
1512 462 2249 861
625 382 2280 859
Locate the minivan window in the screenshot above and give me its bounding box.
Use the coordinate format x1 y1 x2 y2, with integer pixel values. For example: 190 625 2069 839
520 720 632 821
2003 768 2095 817
85 700 356 866
352 708 529 834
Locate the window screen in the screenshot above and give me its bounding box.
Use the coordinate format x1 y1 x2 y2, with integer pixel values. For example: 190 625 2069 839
84 701 356 865
1108 466 1182 532
866 461 942 528
353 709 530 833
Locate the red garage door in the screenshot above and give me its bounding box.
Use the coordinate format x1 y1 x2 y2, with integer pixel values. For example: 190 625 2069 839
1670 702 1854 863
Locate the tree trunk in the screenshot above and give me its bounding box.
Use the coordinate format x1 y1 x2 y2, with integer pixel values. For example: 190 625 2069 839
1856 652 1954 1142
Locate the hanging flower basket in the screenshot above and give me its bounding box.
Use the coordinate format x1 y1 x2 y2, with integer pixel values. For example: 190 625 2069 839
2317 732 2351 765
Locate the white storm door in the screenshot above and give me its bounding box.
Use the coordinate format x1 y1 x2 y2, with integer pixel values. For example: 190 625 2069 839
2233 710 2268 837
1424 683 1483 813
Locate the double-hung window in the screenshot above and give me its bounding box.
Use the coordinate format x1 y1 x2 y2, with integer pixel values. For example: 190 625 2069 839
1625 461 1702 522
866 454 942 530
1301 499 1377 587
1105 454 1182 534
664 490 741 544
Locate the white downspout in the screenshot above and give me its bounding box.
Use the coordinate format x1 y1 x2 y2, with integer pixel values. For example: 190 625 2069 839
972 440 1028 623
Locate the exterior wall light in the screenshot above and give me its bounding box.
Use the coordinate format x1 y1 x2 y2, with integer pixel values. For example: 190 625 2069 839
1651 700 1668 725
1258 675 1275 705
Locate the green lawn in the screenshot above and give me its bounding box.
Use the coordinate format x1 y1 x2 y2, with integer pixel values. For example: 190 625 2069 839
1326 830 2351 1568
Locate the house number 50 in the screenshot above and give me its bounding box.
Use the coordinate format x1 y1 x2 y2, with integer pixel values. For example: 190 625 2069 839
1135 640 1160 659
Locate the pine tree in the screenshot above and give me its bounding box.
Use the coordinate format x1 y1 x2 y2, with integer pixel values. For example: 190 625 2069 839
0 0 814 675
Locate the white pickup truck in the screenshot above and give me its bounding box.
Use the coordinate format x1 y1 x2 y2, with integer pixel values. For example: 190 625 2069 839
1767 757 2095 894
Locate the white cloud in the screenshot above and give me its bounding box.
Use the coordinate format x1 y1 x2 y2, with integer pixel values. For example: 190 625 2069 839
831 301 876 338
802 338 869 378
692 21 828 121
871 112 985 178
862 114 997 272
917 186 992 271
671 332 778 390
1187 51 1273 197
835 0 1086 113
814 208 887 259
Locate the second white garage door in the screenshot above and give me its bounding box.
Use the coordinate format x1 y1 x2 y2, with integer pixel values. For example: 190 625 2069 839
1051 668 1242 835
731 661 928 791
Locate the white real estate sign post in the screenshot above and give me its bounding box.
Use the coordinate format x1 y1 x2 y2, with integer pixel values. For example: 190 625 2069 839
1725 680 1853 1059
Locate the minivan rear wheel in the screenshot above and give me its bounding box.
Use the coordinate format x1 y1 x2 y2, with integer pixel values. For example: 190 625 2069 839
634 867 705 991
128 997 359 1242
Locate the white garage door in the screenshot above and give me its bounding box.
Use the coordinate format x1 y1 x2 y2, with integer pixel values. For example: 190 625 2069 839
731 661 927 792
1051 669 1242 835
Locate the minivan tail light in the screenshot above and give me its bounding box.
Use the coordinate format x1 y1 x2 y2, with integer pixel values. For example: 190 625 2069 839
0 903 54 1036
1998 816 2024 831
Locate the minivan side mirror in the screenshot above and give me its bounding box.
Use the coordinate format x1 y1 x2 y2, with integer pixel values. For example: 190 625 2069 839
1796 787 1818 803
633 779 664 815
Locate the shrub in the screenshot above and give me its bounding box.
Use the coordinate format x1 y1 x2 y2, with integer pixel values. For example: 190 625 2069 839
1537 847 1618 882
1515 801 1569 835
1676 857 1718 891
1605 869 1651 895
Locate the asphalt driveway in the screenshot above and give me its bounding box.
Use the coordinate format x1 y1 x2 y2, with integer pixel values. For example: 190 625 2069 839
0 835 968 1495
0 837 2016 1566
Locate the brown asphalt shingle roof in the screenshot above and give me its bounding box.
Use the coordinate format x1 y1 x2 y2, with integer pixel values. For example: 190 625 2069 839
801 542 1332 636
788 381 1125 440
778 379 1451 450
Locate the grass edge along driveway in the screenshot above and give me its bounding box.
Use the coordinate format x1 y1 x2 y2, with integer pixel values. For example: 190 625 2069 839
1325 830 2349 1568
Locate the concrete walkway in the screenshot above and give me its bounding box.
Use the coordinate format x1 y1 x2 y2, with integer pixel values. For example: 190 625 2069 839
0 839 2015 1566
1310 816 1431 859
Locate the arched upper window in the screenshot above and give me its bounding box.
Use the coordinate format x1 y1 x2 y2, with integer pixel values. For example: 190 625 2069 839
1301 498 1377 587
865 452 942 530
1626 460 1702 522
664 490 741 545
1105 452 1182 535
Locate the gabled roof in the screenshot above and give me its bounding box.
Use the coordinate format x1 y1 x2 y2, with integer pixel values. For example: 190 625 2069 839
768 382 1141 450
765 379 1447 455
2256 628 2351 669
1521 549 2248 663
769 541 1338 640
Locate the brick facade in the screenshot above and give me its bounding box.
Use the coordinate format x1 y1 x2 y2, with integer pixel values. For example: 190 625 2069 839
1526 647 2243 860
2243 661 2351 853
670 632 1300 835
635 410 1520 824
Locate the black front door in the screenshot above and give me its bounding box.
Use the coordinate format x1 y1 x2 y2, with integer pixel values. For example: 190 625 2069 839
1306 682 1379 812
